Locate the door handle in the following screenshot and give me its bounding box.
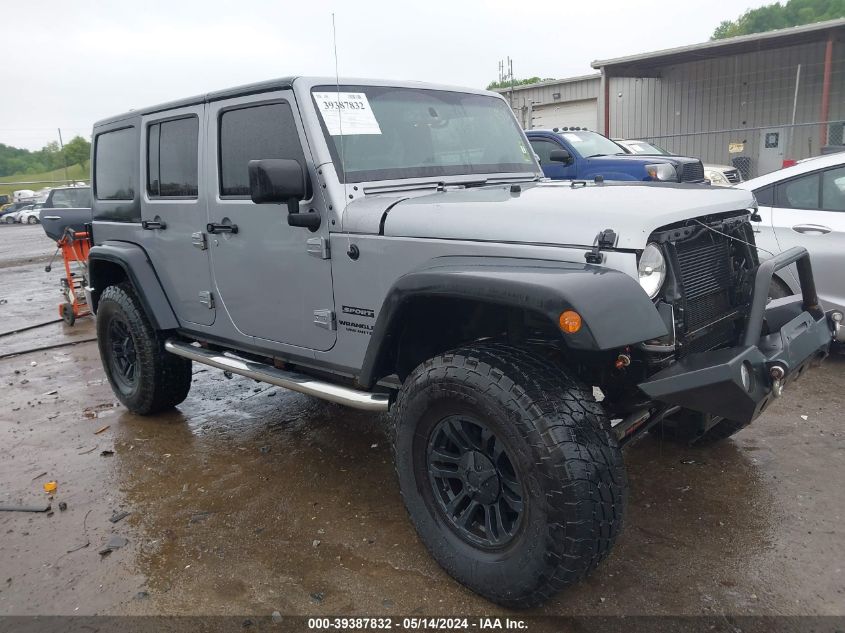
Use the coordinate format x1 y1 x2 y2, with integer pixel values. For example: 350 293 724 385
141 220 167 230
207 222 238 234
792 223 831 235
43 216 61 220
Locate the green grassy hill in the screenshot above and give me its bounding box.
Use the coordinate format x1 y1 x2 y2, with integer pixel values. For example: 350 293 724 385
0 164 88 198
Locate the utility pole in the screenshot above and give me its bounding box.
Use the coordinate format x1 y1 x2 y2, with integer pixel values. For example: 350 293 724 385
508 57 514 109
497 58 515 107
57 128 69 184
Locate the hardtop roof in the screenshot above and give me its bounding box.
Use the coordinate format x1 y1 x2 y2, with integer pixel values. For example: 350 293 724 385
92 76 500 128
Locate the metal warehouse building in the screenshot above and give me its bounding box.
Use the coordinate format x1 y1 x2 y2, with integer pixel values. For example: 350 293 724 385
500 18 844 178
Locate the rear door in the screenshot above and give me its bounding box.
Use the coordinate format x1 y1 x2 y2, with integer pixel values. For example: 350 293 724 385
141 106 215 325
770 164 845 311
205 91 336 351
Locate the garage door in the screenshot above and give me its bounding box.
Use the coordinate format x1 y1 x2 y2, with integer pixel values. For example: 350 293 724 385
530 99 597 131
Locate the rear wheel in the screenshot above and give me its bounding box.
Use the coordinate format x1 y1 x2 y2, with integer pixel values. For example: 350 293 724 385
392 344 626 608
26 215 38 224
97 284 191 414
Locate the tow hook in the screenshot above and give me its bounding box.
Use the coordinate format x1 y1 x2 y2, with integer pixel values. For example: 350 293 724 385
769 364 786 398
831 311 845 343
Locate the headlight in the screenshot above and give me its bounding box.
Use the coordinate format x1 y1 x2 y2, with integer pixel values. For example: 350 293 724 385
638 243 666 298
706 170 726 184
645 163 677 181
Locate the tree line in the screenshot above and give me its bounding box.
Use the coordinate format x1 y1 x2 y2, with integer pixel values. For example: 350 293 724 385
713 0 843 39
0 136 91 178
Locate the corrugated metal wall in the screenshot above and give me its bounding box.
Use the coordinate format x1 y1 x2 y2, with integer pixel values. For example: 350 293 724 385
497 76 600 128
607 39 844 176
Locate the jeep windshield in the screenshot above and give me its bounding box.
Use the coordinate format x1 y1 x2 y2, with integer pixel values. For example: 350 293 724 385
312 86 537 183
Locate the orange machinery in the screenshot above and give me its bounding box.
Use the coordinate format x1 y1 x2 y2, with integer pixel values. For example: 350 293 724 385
45 227 91 326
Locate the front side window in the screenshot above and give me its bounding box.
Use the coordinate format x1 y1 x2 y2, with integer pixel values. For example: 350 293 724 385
781 173 820 209
821 166 845 212
148 117 199 197
219 102 304 197
529 139 560 164
313 86 536 183
95 127 136 201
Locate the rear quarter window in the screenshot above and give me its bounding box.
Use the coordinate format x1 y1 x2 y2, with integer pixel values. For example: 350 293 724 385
95 127 137 201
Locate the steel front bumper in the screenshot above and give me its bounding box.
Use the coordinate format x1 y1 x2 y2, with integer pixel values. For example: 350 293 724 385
639 247 834 424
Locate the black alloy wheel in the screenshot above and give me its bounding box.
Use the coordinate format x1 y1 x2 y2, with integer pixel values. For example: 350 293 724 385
426 414 524 548
106 317 137 393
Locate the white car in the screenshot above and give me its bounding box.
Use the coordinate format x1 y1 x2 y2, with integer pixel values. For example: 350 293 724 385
737 152 845 311
2 203 44 224
615 139 743 186
18 203 44 224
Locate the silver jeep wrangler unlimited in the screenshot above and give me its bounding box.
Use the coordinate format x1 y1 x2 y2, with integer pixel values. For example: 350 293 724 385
87 77 834 607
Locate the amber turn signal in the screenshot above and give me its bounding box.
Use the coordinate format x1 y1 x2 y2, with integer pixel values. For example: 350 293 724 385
559 310 582 333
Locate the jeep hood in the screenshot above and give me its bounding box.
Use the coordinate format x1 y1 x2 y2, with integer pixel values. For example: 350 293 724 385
360 181 754 250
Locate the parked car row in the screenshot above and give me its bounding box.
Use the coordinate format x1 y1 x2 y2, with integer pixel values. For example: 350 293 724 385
0 184 91 225
2 202 44 224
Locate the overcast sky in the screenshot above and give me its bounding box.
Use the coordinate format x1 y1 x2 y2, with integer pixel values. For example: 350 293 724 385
2 0 764 150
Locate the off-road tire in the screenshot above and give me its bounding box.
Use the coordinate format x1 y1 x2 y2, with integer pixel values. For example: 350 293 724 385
391 343 627 608
97 283 191 415
649 409 749 446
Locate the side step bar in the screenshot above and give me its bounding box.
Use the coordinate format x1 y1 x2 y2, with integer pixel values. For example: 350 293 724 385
164 340 390 412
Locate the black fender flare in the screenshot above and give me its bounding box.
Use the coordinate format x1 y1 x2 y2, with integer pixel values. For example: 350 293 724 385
358 256 668 388
88 241 180 330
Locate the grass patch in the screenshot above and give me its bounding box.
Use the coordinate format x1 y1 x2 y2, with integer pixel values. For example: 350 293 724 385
0 164 88 197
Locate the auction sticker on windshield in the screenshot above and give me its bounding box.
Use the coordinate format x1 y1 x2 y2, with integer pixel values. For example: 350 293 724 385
314 92 382 136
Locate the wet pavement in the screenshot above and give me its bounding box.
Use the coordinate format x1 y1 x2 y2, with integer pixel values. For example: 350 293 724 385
0 224 843 618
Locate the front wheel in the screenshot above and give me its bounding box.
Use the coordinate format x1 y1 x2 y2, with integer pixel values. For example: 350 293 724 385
26 216 38 224
392 344 626 608
96 284 192 414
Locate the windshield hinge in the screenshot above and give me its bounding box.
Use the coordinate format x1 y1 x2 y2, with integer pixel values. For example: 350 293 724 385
307 236 330 259
585 229 617 264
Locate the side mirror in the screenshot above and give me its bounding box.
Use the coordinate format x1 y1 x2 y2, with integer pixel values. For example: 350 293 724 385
549 149 573 164
248 159 319 230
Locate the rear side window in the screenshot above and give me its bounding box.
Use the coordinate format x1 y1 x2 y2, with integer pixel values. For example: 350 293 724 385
95 127 136 200
148 117 199 197
50 187 92 209
219 102 305 197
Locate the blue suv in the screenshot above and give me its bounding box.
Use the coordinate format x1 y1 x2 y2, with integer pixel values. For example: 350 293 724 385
526 127 705 183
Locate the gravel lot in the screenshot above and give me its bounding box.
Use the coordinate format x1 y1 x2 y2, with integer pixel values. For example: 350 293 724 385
1 223 843 622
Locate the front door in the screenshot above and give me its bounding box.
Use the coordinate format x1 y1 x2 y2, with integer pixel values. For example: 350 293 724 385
205 92 336 351
758 128 786 176
141 106 215 326
770 164 845 311
529 137 575 179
